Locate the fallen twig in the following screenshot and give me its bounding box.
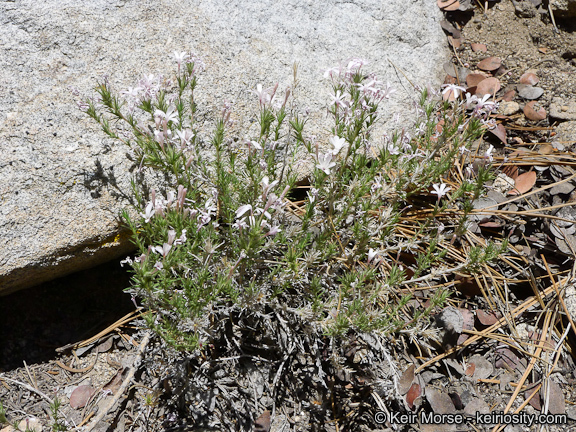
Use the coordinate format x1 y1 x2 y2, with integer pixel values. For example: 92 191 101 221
0 375 53 405
74 331 151 432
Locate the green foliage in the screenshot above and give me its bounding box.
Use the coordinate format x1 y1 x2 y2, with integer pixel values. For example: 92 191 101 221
0 401 6 424
49 398 67 432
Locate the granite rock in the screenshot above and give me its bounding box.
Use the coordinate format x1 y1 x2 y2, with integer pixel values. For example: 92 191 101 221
0 0 448 295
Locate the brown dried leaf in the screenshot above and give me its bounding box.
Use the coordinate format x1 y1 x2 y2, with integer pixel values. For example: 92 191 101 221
455 274 482 297
449 392 464 410
457 308 475 344
255 410 271 432
477 56 502 71
476 309 500 326
508 171 536 196
440 20 461 38
466 73 487 87
475 77 501 96
97 335 114 353
470 43 487 52
103 368 125 394
524 101 547 121
489 123 507 144
70 385 96 409
448 36 461 49
463 397 490 416
526 386 542 411
520 72 539 85
398 365 416 395
478 220 503 228
539 144 554 155
502 164 519 180
16 419 42 432
406 383 421 410
502 89 516 101
437 0 461 11
518 85 544 100
494 347 520 371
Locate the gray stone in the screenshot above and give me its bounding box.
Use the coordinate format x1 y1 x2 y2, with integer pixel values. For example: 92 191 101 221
554 121 576 150
0 0 448 295
550 98 576 121
499 101 520 116
517 84 544 100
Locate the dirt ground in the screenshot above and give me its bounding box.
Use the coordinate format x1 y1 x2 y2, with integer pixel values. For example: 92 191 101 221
2 1 576 431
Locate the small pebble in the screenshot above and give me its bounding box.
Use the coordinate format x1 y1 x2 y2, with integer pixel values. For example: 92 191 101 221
499 101 520 116
517 84 544 100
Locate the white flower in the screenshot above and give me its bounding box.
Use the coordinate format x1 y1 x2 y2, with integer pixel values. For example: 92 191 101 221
330 136 346 155
152 243 172 257
484 144 495 162
307 187 319 203
140 201 155 223
431 183 451 198
173 51 189 66
176 128 194 147
441 83 466 99
476 93 497 111
463 92 478 109
154 105 179 125
121 86 142 100
316 153 336 175
249 140 262 150
120 256 133 267
368 248 381 264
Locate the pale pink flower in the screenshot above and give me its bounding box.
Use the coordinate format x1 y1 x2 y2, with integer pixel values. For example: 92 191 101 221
261 176 279 196
236 204 252 219
253 83 277 106
441 83 466 99
121 86 142 100
265 225 281 237
346 58 368 71
323 66 342 79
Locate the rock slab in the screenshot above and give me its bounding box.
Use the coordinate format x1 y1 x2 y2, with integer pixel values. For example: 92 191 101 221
0 0 448 295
